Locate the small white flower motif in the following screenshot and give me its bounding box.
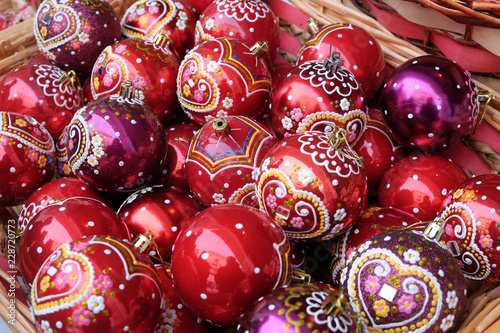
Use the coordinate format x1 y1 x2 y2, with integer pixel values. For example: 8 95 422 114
261 157 271 170
281 116 293 130
339 98 351 111
41 320 53 333
176 19 186 30
87 155 99 167
78 33 90 44
212 193 226 205
136 90 145 101
340 267 347 284
251 169 259 181
87 295 105 314
331 223 344 234
162 309 177 324
207 60 218 72
175 2 184 9
205 18 215 30
440 314 455 331
446 290 458 309
358 240 372 253
298 169 314 186
403 249 421 264
91 134 103 147
156 324 173 333
93 147 105 158
222 96 233 109
178 12 187 20
46 51 56 60
216 110 228 118
126 193 138 204
334 208 347 222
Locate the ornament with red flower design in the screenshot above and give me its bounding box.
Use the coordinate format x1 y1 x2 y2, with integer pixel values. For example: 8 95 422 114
256 129 367 241
122 0 196 57
34 0 122 74
0 112 55 207
31 235 162 332
269 52 367 143
176 38 271 124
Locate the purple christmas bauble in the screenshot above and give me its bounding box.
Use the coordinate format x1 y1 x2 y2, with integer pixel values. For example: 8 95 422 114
340 229 467 333
34 0 122 74
65 94 167 193
381 55 479 152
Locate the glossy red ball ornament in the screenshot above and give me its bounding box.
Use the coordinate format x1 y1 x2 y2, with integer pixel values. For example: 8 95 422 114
0 112 55 207
378 154 468 221
171 204 291 326
91 36 180 122
31 235 162 332
18 177 108 232
18 197 130 284
297 22 385 101
186 116 277 207
34 0 122 74
177 38 272 124
256 130 367 241
118 185 203 260
186 0 213 17
381 55 479 152
0 62 83 139
65 91 167 193
353 108 408 196
439 174 500 283
121 0 196 57
195 0 281 61
268 58 367 143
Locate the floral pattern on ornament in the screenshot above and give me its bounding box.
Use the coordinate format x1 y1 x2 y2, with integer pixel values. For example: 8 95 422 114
305 290 354 331
215 0 271 23
298 61 359 97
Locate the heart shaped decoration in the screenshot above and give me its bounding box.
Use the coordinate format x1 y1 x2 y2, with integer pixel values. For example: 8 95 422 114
91 47 129 99
121 0 175 38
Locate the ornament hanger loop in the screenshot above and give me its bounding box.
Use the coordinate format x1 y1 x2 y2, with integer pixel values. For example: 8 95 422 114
324 44 343 73
119 80 135 99
328 127 364 166
132 231 171 275
59 70 79 87
423 217 446 241
473 91 495 135
289 268 311 285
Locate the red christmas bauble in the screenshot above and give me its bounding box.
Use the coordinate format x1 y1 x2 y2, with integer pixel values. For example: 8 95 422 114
177 38 271 124
378 154 468 221
256 130 367 241
0 112 55 207
31 235 162 332
171 204 291 326
186 0 213 17
268 59 367 143
82 77 94 105
195 0 281 61
297 23 385 101
121 0 196 57
186 116 277 207
91 37 180 122
34 0 122 74
0 62 83 139
439 174 500 283
18 197 130 284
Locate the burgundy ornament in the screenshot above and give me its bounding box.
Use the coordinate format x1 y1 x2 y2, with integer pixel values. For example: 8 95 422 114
171 204 291 326
18 197 130 284
91 35 180 122
177 38 271 124
0 112 55 207
381 55 479 152
298 22 385 101
256 130 367 241
65 88 167 193
195 0 281 61
18 177 108 232
31 235 162 333
121 0 196 57
186 116 277 207
378 154 468 221
439 174 500 283
34 0 122 74
118 185 203 260
0 62 83 139
269 58 367 143
82 78 94 105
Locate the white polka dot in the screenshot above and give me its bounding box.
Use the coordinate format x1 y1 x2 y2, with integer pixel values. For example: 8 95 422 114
493 264 498 268
198 171 202 176
9 167 15 173
337 34 342 38
332 179 338 186
235 223 243 229
186 231 192 237
160 78 165 84
177 304 183 309
224 183 229 188
477 181 482 185
354 229 359 234
119 161 124 166
21 183 26 187
482 195 487 200
353 65 358 70
201 253 209 260
491 209 496 213
268 304 276 310
88 221 95 227
438 270 444 277
171 226 178 232
408 113 414 119
402 222 408 226
124 212 129 217
249 27 254 32
141 207 146 211
124 326 129 331
59 207 66 211
413 175 418 180
386 183 391 189
413 208 419 213
317 97 323 102
428 133 434 137
164 199 171 204
104 249 112 255
115 132 120 137
136 58 142 63
200 293 207 299
393 83 398 87
37 247 42 253
457 85 461 89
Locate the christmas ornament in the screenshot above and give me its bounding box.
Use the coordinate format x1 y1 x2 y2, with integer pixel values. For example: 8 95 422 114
0 112 55 207
340 229 467 333
195 0 281 61
0 62 83 139
117 185 203 260
82 78 94 105
91 33 180 122
18 197 130 284
18 177 108 232
186 0 213 17
439 174 500 283
378 154 468 221
331 206 420 285
171 204 291 326
238 284 359 332
268 55 367 143
289 241 306 268
353 108 408 196
298 20 385 101
177 38 272 124
121 0 196 56
380 55 479 152
34 0 122 74
256 129 367 241
66 82 167 193
186 116 277 207
31 235 162 332
54 130 72 178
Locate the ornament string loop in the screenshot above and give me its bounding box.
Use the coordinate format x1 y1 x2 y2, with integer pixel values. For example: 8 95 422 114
59 70 79 88
473 91 495 135
119 80 135 99
321 293 363 333
200 117 230 141
324 44 344 73
423 217 446 241
132 231 171 275
328 127 363 167
289 268 311 285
